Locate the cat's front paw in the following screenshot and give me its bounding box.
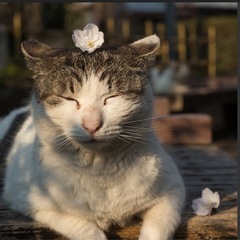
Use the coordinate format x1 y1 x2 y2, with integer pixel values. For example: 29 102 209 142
71 225 107 240
139 226 171 240
138 230 159 240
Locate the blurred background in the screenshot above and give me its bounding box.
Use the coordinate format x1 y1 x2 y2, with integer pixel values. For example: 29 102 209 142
0 2 237 157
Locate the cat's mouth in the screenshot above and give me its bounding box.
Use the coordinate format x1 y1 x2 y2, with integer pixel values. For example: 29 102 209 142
69 137 100 150
82 139 98 144
75 137 111 150
75 136 116 148
69 128 121 147
74 136 104 145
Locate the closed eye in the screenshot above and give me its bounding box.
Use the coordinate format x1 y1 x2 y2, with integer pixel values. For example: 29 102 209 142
104 95 119 105
57 95 80 109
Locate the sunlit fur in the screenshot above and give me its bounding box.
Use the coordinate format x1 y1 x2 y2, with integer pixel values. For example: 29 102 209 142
1 35 185 240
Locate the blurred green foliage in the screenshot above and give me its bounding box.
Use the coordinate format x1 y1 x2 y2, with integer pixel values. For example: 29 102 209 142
43 3 65 29
203 16 237 75
0 4 236 88
0 63 32 87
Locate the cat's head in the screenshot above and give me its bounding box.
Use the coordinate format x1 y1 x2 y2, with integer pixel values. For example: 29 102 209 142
21 35 160 151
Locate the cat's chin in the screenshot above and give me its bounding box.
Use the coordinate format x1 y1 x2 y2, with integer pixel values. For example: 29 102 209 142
78 136 122 151
73 138 108 151
81 139 98 145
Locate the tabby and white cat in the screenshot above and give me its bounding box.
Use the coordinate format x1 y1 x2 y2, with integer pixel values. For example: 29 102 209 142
1 35 185 240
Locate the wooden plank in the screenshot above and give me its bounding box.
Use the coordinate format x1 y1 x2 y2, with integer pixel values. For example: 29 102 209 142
0 145 237 239
153 96 170 116
153 113 212 145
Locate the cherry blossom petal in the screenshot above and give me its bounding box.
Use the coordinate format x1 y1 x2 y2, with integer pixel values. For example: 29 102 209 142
201 188 215 205
192 201 210 216
192 188 220 216
85 23 99 36
72 23 104 53
212 191 220 208
94 35 104 46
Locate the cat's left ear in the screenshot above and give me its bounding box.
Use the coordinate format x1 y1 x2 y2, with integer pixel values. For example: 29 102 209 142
130 34 160 57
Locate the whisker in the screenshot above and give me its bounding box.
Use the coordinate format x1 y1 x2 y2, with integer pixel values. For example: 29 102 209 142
123 128 154 134
119 133 152 145
55 139 72 149
1 137 14 144
117 135 133 145
119 134 142 145
124 114 169 124
18 135 69 155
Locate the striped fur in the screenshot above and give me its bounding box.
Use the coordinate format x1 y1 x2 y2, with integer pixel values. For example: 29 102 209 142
2 35 185 240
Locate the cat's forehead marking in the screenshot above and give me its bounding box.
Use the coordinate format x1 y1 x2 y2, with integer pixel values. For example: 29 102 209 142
79 72 108 105
33 47 148 102
74 51 117 72
71 50 146 95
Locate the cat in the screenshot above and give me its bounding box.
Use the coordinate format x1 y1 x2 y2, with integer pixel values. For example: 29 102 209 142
150 61 190 95
1 35 185 240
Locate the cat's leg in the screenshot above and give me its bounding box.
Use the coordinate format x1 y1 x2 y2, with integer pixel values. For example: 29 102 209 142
139 189 185 240
34 210 107 240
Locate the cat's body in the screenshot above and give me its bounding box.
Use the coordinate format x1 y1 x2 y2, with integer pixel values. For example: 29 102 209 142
1 35 185 240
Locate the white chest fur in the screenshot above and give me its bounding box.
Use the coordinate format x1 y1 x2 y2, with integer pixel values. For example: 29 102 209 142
3 114 165 230
34 141 162 229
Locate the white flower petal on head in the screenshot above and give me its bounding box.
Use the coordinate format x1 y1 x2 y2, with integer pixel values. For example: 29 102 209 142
192 188 220 216
85 23 99 39
97 32 104 43
72 30 85 49
73 30 81 39
72 23 104 53
94 34 104 47
72 34 76 44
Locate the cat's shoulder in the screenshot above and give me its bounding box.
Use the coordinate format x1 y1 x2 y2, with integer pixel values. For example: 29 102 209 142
0 106 30 137
0 106 30 160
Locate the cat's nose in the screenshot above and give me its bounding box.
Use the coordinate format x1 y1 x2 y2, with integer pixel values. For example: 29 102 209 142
82 106 103 136
82 119 103 136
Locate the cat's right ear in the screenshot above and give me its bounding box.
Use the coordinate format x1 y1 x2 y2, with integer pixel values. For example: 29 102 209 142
21 39 51 59
21 39 52 74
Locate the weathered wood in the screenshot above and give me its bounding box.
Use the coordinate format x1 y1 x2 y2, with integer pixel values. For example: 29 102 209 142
153 113 212 145
0 145 237 239
153 96 170 116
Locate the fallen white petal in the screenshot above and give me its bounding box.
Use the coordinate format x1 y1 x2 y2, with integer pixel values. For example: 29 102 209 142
192 188 220 216
192 202 210 216
201 188 214 205
212 191 220 208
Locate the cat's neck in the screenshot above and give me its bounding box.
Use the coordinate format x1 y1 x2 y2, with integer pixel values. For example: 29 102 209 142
36 133 149 176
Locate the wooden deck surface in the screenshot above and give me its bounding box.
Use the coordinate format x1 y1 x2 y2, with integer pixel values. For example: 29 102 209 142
0 145 237 240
